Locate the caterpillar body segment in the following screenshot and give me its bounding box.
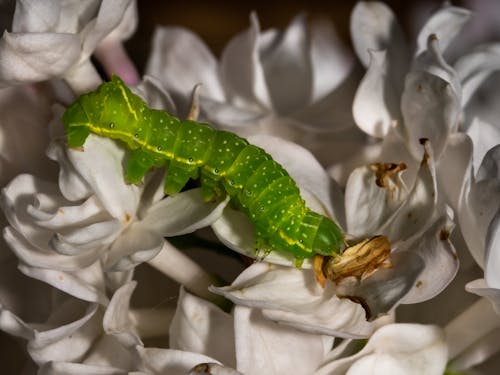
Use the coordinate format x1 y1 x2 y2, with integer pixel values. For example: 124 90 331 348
62 75 345 263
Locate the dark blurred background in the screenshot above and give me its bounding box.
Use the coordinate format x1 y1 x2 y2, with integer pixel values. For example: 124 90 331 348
126 0 454 73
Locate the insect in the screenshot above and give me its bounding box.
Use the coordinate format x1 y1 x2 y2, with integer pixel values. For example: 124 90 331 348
62 75 346 265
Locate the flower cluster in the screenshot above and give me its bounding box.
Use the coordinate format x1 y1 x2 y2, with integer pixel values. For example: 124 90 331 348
0 1 499 374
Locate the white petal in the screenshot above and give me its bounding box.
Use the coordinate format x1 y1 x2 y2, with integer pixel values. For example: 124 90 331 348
46 141 92 202
0 31 80 86
234 305 333 375
145 26 225 101
401 56 461 161
436 133 473 213
455 43 500 105
467 118 500 175
350 1 409 90
466 279 500 316
3 226 101 271
0 304 34 340
459 145 500 267
135 347 221 375
65 135 141 222
416 4 471 56
219 13 271 109
133 75 176 113
350 2 407 68
169 288 235 368
18 263 109 305
352 49 400 138
28 302 101 365
141 188 229 237
485 210 500 289
345 161 408 238
380 141 437 242
400 212 459 304
103 281 142 348
210 263 373 338
309 18 353 100
260 14 313 114
79 0 134 59
316 323 447 375
104 223 164 271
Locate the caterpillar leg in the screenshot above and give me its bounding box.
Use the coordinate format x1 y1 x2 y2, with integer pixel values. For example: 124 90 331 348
200 169 223 202
66 126 90 148
126 149 158 184
254 232 272 261
164 161 198 195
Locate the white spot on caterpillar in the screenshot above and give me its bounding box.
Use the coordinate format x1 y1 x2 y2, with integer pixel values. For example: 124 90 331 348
109 122 115 128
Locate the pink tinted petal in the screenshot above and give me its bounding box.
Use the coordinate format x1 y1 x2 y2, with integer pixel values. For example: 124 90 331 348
220 13 271 109
94 40 139 85
169 288 235 368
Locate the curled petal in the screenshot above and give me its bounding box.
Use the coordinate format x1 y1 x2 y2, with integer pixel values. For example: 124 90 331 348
466 279 500 316
466 118 500 175
350 2 407 68
352 49 400 138
169 288 235 368
103 281 142 348
64 135 141 223
104 223 164 271
210 263 374 338
234 305 333 375
4 226 101 271
416 4 471 56
18 263 109 305
316 323 447 375
28 302 101 365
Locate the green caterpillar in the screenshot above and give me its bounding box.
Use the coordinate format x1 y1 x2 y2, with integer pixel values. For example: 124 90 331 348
62 75 345 263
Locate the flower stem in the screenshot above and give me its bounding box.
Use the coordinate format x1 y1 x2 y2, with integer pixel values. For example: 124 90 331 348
147 241 228 308
445 298 500 360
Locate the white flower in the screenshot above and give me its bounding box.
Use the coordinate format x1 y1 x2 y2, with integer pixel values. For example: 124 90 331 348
315 323 448 375
170 286 333 375
145 12 364 166
0 0 139 93
211 136 458 332
1 78 228 303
